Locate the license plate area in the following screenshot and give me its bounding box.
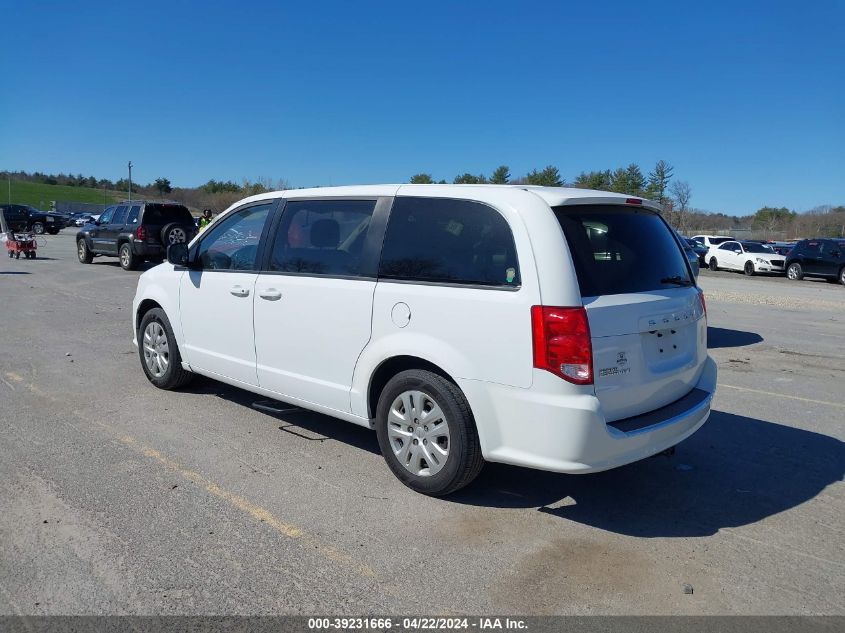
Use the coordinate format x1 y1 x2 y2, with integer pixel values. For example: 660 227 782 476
642 325 693 371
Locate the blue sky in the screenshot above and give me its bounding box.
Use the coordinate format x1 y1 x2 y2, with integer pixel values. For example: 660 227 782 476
1 0 842 215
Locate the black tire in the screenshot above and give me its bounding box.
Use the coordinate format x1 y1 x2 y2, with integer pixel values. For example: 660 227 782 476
137 308 194 390
161 223 189 246
119 243 138 270
744 261 755 276
8 251 13 258
787 262 803 281
375 369 484 496
32 222 45 235
15 252 20 259
840 267 845 287
77 239 93 264
709 257 718 271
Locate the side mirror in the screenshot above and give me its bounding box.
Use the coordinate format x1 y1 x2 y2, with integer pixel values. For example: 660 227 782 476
93 219 101 226
167 243 191 267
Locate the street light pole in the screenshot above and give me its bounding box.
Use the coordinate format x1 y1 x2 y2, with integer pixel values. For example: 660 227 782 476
128 161 133 202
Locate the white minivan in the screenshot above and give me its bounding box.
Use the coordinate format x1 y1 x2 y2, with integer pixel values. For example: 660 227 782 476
133 185 716 495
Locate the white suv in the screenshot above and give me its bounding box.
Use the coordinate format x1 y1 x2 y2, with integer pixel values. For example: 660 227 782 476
133 185 716 495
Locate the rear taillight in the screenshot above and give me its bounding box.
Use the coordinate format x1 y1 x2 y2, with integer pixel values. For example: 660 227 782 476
698 288 707 319
531 306 593 385
135 225 146 240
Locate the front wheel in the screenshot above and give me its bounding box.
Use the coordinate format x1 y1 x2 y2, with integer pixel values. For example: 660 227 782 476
138 308 193 390
839 267 845 286
119 243 138 270
744 261 755 276
787 262 803 281
709 257 719 271
375 369 484 496
77 239 93 264
32 222 45 235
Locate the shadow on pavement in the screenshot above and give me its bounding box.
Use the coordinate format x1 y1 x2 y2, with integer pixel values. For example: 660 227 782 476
0 271 31 274
181 377 381 456
708 326 763 349
448 410 843 537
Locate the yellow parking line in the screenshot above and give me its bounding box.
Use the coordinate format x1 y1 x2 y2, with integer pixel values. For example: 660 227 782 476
117 435 376 578
718 383 845 409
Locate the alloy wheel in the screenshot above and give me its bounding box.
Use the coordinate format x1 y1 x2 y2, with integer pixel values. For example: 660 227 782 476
168 228 187 244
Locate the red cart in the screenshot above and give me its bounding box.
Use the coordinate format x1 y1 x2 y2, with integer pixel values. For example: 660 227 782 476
1 208 38 259
5 231 38 259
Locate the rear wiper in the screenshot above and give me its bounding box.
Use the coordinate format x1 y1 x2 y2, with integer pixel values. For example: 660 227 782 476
660 275 693 287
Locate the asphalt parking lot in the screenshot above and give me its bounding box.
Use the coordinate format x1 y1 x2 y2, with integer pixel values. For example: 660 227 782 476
1 232 843 615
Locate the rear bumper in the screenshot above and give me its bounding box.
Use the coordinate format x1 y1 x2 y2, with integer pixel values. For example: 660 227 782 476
458 356 717 474
132 241 165 258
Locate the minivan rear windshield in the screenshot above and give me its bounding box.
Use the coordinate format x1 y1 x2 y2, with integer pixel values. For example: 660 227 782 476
143 204 193 225
553 205 693 297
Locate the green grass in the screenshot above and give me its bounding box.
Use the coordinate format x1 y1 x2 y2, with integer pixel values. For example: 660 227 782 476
2 179 127 209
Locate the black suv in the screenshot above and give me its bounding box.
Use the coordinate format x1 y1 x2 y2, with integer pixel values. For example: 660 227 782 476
784 238 845 285
0 204 68 235
76 201 196 270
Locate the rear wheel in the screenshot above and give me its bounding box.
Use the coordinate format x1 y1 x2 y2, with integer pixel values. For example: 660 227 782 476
138 308 193 390
119 243 138 270
709 257 719 271
77 239 93 264
375 369 484 496
744 261 755 276
787 262 803 281
840 267 845 286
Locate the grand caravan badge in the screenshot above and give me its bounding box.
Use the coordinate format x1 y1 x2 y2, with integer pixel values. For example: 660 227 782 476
598 351 632 378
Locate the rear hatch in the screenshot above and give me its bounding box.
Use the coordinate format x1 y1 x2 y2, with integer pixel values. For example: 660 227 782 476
553 204 707 422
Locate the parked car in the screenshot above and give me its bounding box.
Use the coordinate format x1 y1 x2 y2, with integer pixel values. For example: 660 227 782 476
683 237 709 267
690 234 733 251
73 214 97 227
768 241 798 256
671 232 699 277
133 185 715 496
0 204 68 234
707 240 785 275
76 201 196 270
784 238 845 285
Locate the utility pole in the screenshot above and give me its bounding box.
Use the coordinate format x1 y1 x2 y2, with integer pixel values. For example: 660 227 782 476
128 161 133 202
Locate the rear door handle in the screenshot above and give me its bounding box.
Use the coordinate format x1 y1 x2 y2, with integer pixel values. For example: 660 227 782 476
230 285 250 297
259 288 282 301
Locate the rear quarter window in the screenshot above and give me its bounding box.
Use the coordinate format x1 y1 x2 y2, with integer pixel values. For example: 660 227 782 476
379 197 520 287
553 205 692 297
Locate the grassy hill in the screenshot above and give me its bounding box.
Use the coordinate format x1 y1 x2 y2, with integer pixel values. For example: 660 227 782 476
2 179 127 209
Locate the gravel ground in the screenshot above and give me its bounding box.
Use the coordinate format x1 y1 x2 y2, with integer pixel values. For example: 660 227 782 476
0 233 842 615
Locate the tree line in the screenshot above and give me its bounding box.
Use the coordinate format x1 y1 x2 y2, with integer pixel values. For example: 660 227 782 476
5 168 843 237
410 160 693 229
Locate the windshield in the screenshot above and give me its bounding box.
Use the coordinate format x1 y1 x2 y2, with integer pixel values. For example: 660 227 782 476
742 243 775 253
553 205 693 296
709 237 732 245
